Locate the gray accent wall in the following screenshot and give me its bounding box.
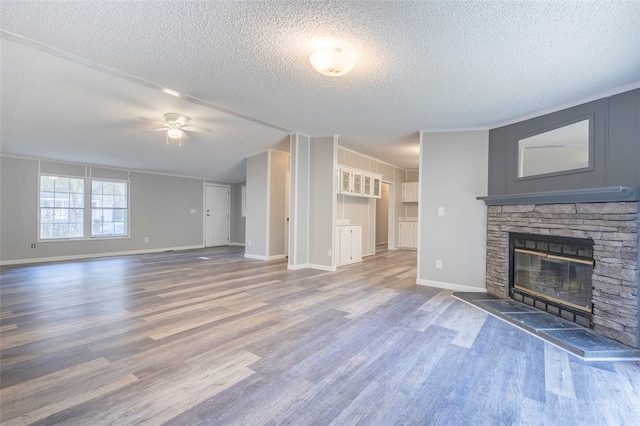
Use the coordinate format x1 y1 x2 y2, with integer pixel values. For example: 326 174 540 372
1 156 205 264
488 88 640 195
418 131 489 291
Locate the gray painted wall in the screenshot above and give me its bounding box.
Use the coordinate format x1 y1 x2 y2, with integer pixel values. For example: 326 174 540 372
230 181 245 245
245 152 269 258
488 88 640 195
269 150 288 257
1 156 205 264
289 134 310 268
418 130 489 291
309 136 336 268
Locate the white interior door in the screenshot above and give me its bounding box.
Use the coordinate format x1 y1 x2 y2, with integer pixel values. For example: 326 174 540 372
205 185 230 247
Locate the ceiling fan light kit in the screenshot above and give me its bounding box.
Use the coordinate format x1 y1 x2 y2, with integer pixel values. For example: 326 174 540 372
166 128 183 139
138 112 212 146
309 48 355 76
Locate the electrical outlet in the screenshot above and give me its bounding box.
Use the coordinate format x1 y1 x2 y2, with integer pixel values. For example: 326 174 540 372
328 249 332 256
144 237 149 243
248 241 251 247
438 207 445 216
30 243 36 249
436 260 443 269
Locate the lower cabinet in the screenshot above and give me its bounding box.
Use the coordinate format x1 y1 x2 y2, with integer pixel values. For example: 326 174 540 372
398 221 418 249
336 225 363 266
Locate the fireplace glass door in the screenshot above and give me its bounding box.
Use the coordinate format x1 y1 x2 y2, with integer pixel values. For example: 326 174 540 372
510 233 594 326
514 249 593 312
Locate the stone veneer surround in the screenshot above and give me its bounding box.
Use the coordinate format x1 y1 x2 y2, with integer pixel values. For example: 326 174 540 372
485 201 640 348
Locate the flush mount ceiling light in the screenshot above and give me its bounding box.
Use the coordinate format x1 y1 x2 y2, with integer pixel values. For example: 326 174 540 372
309 48 356 77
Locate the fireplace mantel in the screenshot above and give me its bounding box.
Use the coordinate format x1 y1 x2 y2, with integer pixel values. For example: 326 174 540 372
477 186 640 206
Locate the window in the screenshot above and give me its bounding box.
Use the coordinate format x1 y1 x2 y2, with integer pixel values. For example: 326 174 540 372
39 176 84 239
91 180 128 237
39 175 129 240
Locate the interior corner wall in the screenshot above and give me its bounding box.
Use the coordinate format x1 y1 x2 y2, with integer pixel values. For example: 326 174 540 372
309 136 337 268
245 152 269 259
417 130 489 292
0 156 204 264
269 151 288 257
289 134 310 268
230 181 246 245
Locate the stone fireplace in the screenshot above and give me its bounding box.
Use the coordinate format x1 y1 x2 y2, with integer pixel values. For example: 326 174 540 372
480 188 640 348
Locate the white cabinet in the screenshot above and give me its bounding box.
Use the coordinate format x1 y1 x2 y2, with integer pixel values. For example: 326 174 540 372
373 176 381 198
398 221 418 249
402 182 419 202
340 168 352 194
337 165 382 199
336 225 362 266
352 172 363 196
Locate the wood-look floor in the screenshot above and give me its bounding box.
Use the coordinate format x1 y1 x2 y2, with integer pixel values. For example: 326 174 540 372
1 247 640 425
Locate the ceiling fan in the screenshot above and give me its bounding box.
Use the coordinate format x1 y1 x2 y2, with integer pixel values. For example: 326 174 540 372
138 113 212 146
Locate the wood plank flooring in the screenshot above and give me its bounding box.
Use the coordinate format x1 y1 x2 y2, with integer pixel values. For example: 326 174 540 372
1 247 640 425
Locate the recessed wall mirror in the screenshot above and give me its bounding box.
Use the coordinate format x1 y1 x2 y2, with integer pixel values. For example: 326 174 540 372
517 119 590 178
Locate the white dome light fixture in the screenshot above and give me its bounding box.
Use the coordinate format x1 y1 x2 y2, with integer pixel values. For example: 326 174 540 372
167 128 183 139
309 48 356 77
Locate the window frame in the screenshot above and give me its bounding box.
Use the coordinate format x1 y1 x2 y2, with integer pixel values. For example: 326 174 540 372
38 174 86 241
37 174 130 242
90 178 130 239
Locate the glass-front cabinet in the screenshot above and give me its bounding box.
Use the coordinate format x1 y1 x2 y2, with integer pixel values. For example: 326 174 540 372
373 177 381 198
363 175 372 196
341 169 351 193
337 165 382 199
352 172 362 195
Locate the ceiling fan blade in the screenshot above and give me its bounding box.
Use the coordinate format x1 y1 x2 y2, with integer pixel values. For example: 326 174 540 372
142 127 169 133
175 115 191 126
181 125 212 133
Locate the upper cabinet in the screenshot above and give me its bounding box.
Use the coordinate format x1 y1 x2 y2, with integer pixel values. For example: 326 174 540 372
337 165 382 199
402 182 419 202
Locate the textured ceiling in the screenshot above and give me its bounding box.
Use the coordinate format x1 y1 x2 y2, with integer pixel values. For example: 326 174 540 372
1 0 639 181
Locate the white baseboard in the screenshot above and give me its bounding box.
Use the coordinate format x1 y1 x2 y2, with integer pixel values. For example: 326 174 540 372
416 279 487 293
0 245 205 266
287 263 336 272
229 242 246 247
244 253 286 261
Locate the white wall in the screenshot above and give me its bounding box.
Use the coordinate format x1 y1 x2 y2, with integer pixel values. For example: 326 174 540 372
417 130 489 292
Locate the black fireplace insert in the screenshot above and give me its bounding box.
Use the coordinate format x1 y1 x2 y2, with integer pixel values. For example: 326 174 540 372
509 232 595 328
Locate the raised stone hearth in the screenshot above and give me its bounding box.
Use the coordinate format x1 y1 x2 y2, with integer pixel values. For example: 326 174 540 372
482 196 640 349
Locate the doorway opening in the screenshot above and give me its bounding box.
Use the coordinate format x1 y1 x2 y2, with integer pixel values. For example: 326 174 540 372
376 182 391 251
